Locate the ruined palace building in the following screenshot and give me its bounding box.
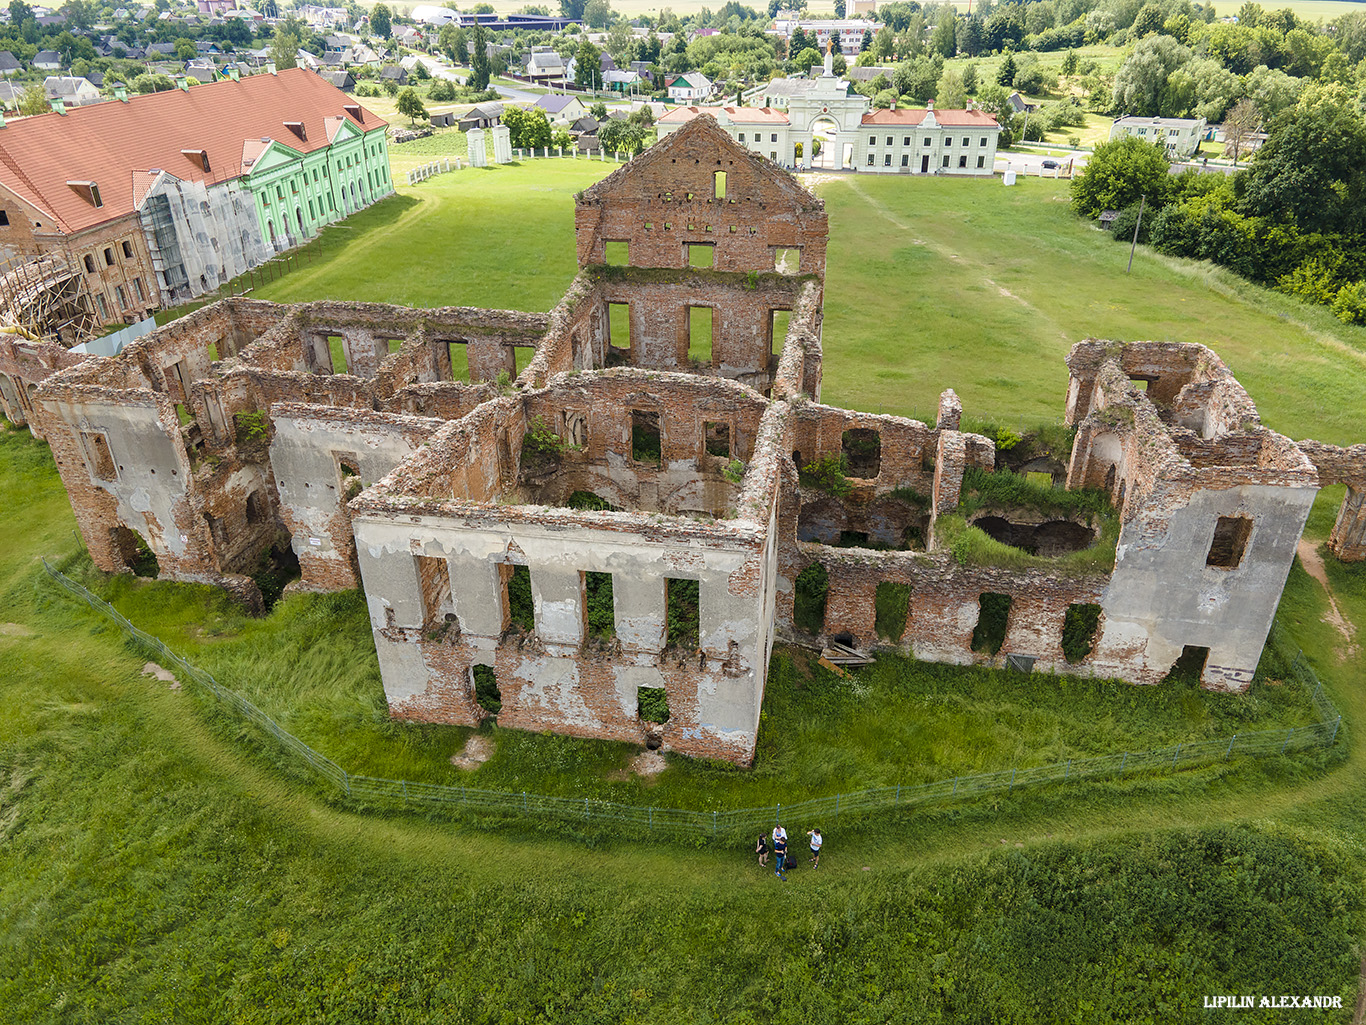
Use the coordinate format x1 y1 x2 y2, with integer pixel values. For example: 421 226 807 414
3 116 1363 764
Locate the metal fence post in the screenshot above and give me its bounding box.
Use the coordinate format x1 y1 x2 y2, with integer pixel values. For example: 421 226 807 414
1226 734 1237 759
952 777 958 795
1009 768 1016 791
1065 760 1071 780
895 784 900 805
402 779 408 805
713 810 717 835
1119 751 1127 774
835 794 840 824
1330 717 1341 744
1280 730 1292 755
1171 744 1181 769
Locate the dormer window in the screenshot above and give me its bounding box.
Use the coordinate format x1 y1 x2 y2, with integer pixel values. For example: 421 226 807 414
181 148 210 172
284 121 306 142
66 181 102 208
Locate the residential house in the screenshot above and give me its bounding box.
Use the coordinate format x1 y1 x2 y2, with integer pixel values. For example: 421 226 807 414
378 64 407 86
769 17 875 54
317 68 355 92
83 70 104 88
458 101 503 131
33 50 61 71
0 51 20 76
1109 115 1207 160
603 69 641 93
196 0 234 14
185 60 218 81
666 71 712 103
525 48 564 82
43 76 103 108
533 93 586 122
0 68 392 339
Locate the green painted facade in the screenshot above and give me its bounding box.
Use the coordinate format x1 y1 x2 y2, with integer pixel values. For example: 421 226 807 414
241 117 393 249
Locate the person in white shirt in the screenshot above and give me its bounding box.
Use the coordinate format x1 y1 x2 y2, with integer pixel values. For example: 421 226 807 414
807 827 823 867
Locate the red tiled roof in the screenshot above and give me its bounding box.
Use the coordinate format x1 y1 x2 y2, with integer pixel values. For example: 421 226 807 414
860 107 1000 128
0 68 386 235
658 104 790 126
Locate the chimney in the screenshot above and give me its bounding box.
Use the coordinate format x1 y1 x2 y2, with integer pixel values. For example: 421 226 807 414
175 76 189 91
50 96 65 115
114 82 127 102
926 100 934 110
889 99 895 110
227 66 240 82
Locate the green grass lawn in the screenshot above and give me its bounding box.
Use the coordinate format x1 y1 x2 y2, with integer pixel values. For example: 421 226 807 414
8 159 1366 1020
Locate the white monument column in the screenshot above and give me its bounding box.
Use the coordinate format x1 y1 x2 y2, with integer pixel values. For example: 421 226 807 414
467 127 488 167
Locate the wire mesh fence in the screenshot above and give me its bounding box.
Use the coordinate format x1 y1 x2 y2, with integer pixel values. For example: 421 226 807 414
43 559 1344 841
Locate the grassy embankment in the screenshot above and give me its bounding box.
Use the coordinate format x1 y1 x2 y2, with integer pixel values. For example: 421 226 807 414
6 161 1366 1021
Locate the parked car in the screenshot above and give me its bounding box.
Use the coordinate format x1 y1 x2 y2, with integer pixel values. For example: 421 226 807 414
1042 158 1060 169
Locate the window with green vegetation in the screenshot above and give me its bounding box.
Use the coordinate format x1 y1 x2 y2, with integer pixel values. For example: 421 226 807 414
793 562 828 634
637 685 670 723
665 577 699 650
338 458 363 500
686 243 714 268
175 402 192 426
688 306 713 365
797 453 851 496
566 490 619 512
770 309 790 357
604 240 629 265
387 338 403 355
505 564 534 632
773 247 800 274
842 428 881 478
608 303 630 351
328 335 347 374
704 421 729 458
446 341 469 383
874 581 911 642
1164 644 1210 684
631 410 661 467
971 592 1012 655
583 571 615 641
472 664 501 714
1062 602 1102 663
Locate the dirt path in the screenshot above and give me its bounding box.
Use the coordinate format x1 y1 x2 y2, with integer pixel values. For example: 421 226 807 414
1297 540 1357 657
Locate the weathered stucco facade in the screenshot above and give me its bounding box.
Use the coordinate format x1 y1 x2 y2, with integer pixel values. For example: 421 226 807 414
9 116 1364 765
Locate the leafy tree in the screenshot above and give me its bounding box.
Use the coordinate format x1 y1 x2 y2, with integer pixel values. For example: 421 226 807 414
583 0 611 29
1110 35 1190 116
396 86 427 123
1070 134 1172 219
936 67 966 108
468 20 490 90
958 16 983 57
833 0 844 16
894 53 942 101
174 36 196 60
1221 97 1261 165
370 2 391 38
428 77 456 101
879 1 915 32
598 116 649 154
59 0 92 30
575 38 602 88
860 28 871 52
1236 83 1366 235
383 78 399 96
560 0 585 18
590 100 607 119
928 14 955 58
503 105 552 147
414 61 431 81
792 45 820 71
1060 48 1078 77
961 62 977 93
17 83 47 115
130 72 175 93
270 29 298 70
1131 3 1163 36
996 51 1016 87
1244 64 1301 117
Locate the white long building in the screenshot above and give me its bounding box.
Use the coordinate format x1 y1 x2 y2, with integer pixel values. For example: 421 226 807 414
657 55 1000 175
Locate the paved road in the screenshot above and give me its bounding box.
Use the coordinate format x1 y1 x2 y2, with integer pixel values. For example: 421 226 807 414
994 151 1090 178
414 55 542 104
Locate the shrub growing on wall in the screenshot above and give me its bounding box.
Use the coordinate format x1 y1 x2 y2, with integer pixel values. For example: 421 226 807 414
874 581 911 642
1062 602 1102 663
793 563 829 634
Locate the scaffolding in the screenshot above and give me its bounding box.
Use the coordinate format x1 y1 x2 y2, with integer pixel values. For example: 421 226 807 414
0 252 99 345
138 172 273 306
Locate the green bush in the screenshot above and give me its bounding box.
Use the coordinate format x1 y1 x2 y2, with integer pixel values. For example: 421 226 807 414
636 685 670 722
506 565 534 632
521 415 563 457
565 490 619 512
1331 280 1366 324
1062 602 1102 663
874 581 910 642
665 578 699 650
793 563 828 634
584 571 614 640
959 467 1111 520
971 592 1011 655
234 411 270 445
472 664 501 713
797 453 852 496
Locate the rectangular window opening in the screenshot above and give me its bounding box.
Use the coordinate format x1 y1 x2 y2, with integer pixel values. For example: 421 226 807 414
687 306 712 366
104 247 115 266
713 169 726 199
631 410 661 467
773 247 800 274
874 581 911 642
686 243 715 268
1062 603 1102 664
513 346 536 376
446 340 469 382
414 554 451 633
388 338 403 355
175 402 192 426
971 592 1012 656
81 431 117 480
583 570 615 641
121 240 133 258
608 302 630 350
1206 516 1252 569
842 427 881 478
793 562 828 634
1164 644 1210 684
665 577 699 650
770 309 791 357
503 563 534 633
604 239 629 265
637 685 670 723
327 335 347 374
704 421 729 458
0 210 9 226
472 664 501 714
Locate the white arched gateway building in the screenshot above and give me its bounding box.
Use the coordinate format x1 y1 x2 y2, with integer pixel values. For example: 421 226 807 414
656 48 1000 175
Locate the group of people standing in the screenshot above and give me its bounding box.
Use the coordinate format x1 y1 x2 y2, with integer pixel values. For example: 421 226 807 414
755 824 821 881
